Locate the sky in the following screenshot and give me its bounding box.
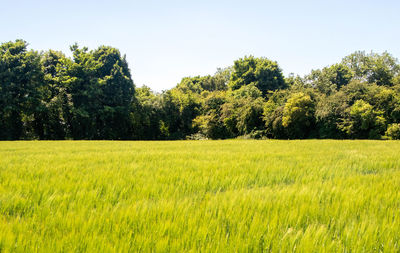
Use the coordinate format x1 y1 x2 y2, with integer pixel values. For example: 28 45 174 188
1 0 399 91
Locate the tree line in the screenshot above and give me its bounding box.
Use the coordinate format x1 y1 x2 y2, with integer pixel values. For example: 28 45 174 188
1 39 400 140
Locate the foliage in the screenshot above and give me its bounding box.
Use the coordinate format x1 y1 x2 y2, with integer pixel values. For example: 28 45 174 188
0 40 44 139
307 63 353 94
132 86 164 139
338 99 386 139
221 85 266 136
282 92 316 139
263 90 288 138
315 91 348 138
1 40 400 140
229 56 286 96
176 68 230 93
385 123 400 140
67 44 135 139
38 50 73 139
342 51 400 86
192 91 230 139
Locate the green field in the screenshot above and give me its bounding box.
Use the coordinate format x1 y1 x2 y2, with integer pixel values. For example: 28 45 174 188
1 140 400 252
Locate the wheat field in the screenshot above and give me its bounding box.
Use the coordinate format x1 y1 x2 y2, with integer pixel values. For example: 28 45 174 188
1 140 400 252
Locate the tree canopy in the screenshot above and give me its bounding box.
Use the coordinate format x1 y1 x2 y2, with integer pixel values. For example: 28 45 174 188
229 56 286 96
1 39 399 140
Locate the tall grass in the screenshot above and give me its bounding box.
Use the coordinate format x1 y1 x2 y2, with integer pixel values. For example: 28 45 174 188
1 140 400 252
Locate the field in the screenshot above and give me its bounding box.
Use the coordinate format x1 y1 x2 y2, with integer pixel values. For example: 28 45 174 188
1 140 400 252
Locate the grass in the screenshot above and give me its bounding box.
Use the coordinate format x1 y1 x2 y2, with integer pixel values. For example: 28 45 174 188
1 140 400 252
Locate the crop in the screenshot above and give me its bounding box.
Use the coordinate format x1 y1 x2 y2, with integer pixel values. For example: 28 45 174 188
1 140 400 252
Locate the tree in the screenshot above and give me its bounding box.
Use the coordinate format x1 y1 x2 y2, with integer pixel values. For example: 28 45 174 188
385 123 400 140
133 86 164 139
192 91 230 139
371 87 399 123
338 99 386 139
67 44 135 139
263 90 288 139
0 40 44 139
213 67 232 91
342 51 400 86
94 46 135 139
315 91 349 138
160 86 202 139
35 50 73 139
176 68 231 94
235 98 265 135
285 73 307 89
2 39 400 141
340 80 372 105
216 84 266 137
231 85 265 135
229 56 286 96
282 92 316 139
307 63 353 94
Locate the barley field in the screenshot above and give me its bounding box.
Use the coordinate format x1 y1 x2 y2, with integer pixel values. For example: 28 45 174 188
1 140 400 252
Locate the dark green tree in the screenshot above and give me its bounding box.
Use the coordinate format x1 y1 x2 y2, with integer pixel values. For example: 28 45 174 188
315 91 349 138
133 86 164 139
67 44 135 139
160 87 202 139
0 40 44 139
35 50 73 139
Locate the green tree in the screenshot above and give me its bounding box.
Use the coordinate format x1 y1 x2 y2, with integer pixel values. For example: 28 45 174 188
315 91 349 138
263 90 288 139
385 123 400 140
219 84 266 137
371 87 399 123
229 56 286 96
133 86 164 139
342 51 400 86
160 86 202 139
35 50 73 139
0 40 44 139
192 91 231 139
339 99 386 139
285 74 307 89
307 63 353 94
67 44 135 139
282 92 316 139
176 68 231 94
232 85 265 135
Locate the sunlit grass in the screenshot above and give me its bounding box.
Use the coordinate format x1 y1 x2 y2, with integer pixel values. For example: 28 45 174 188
1 140 400 252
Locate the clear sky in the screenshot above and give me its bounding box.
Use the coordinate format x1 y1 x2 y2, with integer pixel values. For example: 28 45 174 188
1 0 399 91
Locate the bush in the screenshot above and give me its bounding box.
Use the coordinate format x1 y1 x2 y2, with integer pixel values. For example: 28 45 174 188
385 123 400 140
186 133 208 140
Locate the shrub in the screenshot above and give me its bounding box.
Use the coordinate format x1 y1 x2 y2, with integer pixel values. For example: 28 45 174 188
385 123 400 140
